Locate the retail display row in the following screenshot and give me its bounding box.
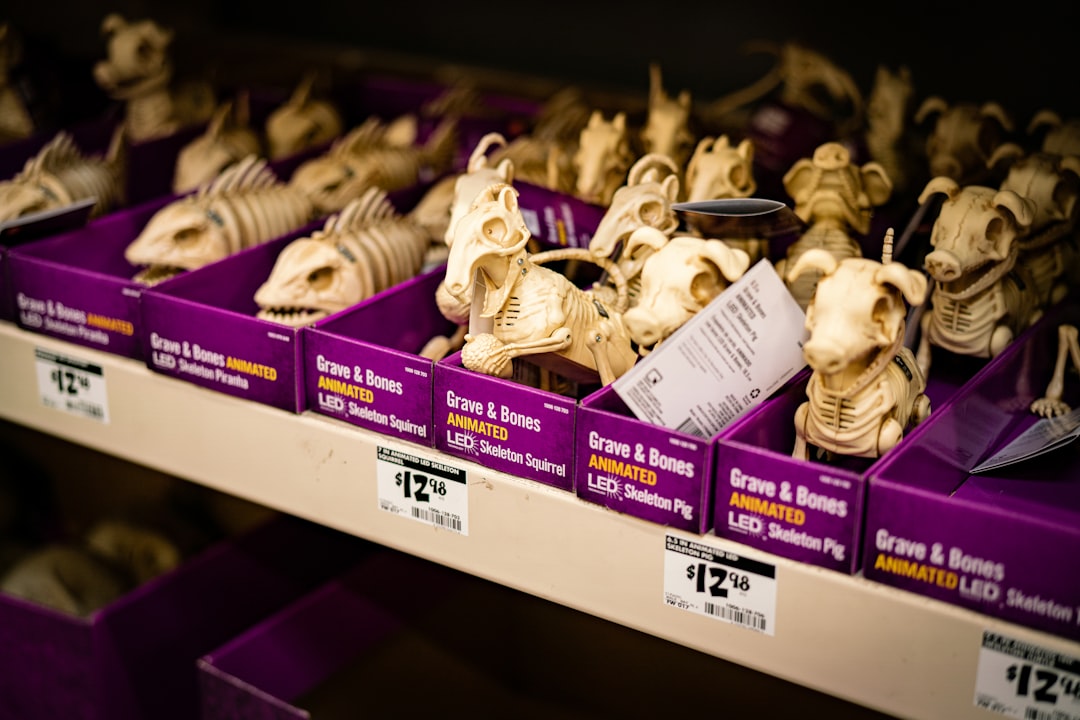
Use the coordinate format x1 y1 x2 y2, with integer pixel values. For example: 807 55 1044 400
2 320 1078 720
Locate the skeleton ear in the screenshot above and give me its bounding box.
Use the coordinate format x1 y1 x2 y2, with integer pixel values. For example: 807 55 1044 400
875 262 928 306
101 13 127 36
918 175 960 205
498 184 518 214
700 240 751 282
787 248 837 283
623 226 668 259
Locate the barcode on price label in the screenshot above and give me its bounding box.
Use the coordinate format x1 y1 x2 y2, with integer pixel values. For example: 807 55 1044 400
376 446 468 535
663 533 776 635
34 348 109 423
974 631 1080 720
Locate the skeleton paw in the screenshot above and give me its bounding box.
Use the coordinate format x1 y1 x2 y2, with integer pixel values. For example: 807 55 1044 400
1030 398 1072 418
462 333 513 378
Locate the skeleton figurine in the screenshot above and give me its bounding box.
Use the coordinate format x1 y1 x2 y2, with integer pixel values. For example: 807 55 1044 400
173 97 262 194
777 141 893 310
915 176 1038 377
864 65 923 199
572 110 634 206
93 14 215 142
264 73 344 159
254 187 431 326
442 183 638 386
988 144 1080 308
0 23 34 143
639 64 695 177
683 135 766 262
288 114 457 216
620 227 751 353
789 230 931 460
0 128 126 222
914 98 1013 187
1028 109 1080 157
1031 324 1080 418
125 155 315 285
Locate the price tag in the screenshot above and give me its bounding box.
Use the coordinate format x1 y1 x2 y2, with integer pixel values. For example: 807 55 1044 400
974 631 1080 719
663 534 776 635
376 446 468 535
34 348 109 423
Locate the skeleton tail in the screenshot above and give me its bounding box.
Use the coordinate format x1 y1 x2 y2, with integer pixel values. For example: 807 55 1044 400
420 116 459 174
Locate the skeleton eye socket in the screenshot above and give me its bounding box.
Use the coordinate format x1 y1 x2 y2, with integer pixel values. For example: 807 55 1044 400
303 126 320 144
321 180 342 194
173 228 201 245
136 40 151 60
482 217 506 240
307 266 335 289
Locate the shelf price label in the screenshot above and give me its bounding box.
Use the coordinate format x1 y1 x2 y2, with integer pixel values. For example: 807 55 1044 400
663 534 776 635
975 631 1080 720
376 446 468 535
34 348 109 423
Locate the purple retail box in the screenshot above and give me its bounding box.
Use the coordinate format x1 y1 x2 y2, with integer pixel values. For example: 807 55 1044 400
199 550 462 720
712 349 989 574
863 299 1080 641
514 180 607 250
0 514 369 720
304 267 457 446
433 352 585 492
576 384 718 534
138 226 321 413
7 195 176 359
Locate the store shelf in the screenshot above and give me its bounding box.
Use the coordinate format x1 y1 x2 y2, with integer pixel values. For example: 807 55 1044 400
1 320 1077 719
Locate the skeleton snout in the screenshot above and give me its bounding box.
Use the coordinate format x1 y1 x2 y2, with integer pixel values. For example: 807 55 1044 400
923 249 962 281
623 307 666 349
803 334 854 374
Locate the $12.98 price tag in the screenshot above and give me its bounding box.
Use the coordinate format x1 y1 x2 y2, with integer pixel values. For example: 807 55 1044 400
974 631 1080 720
376 446 468 535
663 533 776 635
34 348 109 422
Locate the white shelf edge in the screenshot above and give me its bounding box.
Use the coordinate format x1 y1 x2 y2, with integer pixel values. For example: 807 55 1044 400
1 321 1076 719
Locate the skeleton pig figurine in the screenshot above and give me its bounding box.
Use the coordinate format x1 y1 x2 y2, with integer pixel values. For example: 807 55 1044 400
442 183 638 386
914 98 1013 187
126 155 314 285
254 187 430 326
777 141 893 310
788 235 930 460
915 176 1038 377
621 227 751 353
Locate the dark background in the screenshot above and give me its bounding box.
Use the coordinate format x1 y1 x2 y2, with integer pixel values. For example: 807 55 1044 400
6 2 1079 127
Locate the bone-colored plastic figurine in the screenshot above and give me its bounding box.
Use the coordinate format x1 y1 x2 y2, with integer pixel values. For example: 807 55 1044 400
1028 110 1080 157
915 176 1038 377
588 153 680 263
93 14 214 142
442 183 638 385
640 64 694 175
683 135 766 262
1031 324 1080 418
0 128 126 222
254 187 431 326
288 115 457 216
789 230 930 460
865 65 922 198
989 144 1080 307
125 155 314 285
173 97 262 194
777 141 893 309
573 110 634 206
621 226 751 352
914 98 1013 187
264 73 344 159
0 23 34 143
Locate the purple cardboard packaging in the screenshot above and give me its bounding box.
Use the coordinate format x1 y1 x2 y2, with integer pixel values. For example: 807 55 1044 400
0 514 368 720
863 300 1080 641
514 180 607 250
7 195 176 359
576 384 717 534
199 550 463 720
139 226 321 413
303 267 456 446
433 353 581 491
712 351 987 574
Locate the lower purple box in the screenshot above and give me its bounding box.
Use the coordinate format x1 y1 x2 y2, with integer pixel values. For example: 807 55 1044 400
0 514 368 720
433 353 582 491
863 300 1080 641
198 550 463 719
576 385 717 534
303 268 457 446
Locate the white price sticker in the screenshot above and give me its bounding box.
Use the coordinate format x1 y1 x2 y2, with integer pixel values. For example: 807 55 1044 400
34 348 109 423
376 446 468 535
975 631 1080 719
663 534 776 635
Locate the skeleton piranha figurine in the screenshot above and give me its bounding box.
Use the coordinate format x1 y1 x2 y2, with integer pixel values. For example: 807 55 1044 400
125 155 315 285
254 186 431 326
